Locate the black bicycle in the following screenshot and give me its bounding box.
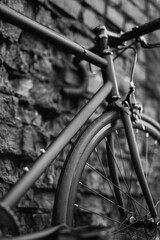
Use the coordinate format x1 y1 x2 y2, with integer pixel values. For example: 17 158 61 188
0 3 160 240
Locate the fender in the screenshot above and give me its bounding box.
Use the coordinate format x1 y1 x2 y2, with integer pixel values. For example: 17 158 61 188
141 113 160 132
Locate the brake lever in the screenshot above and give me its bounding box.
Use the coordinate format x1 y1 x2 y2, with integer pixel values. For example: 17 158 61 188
139 36 160 48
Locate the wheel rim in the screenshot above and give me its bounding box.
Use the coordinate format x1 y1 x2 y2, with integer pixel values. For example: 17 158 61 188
69 120 160 239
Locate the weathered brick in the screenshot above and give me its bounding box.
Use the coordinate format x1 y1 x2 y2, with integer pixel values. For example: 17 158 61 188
83 9 103 29
72 32 93 48
131 0 146 11
0 65 8 86
124 21 135 32
108 0 121 8
18 102 41 126
138 49 146 63
19 33 47 53
22 125 47 159
0 21 21 42
36 6 54 28
121 0 148 24
0 158 19 185
4 43 28 72
87 72 103 94
134 62 146 82
0 0 160 235
152 30 160 42
84 0 105 15
49 0 81 19
148 3 160 18
0 124 22 155
152 0 160 9
2 0 24 12
0 93 18 124
106 6 124 29
30 83 62 115
33 159 61 190
12 78 33 97
144 99 159 120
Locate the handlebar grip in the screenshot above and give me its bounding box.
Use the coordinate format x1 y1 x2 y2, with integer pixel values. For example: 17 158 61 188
121 18 160 42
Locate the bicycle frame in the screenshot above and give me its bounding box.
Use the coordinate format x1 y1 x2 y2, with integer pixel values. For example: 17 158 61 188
0 3 157 224
0 3 112 208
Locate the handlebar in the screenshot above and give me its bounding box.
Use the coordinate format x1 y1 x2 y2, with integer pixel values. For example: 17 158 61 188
0 3 160 60
121 18 160 42
108 18 160 47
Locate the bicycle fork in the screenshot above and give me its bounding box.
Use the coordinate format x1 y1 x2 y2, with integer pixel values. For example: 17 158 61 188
121 108 157 218
107 105 157 220
94 24 157 221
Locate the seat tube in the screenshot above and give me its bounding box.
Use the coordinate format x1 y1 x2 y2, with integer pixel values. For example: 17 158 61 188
121 108 157 218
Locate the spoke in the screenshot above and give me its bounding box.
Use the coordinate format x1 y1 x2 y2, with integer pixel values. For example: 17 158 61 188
74 203 122 225
112 131 141 216
145 132 150 218
94 147 107 177
147 139 158 177
94 146 116 200
105 136 144 216
126 171 142 218
113 218 150 240
105 136 132 192
86 162 150 214
79 181 133 216
145 132 149 180
149 140 160 213
78 181 153 238
74 203 148 238
72 123 159 239
114 212 158 240
115 130 128 181
155 200 160 216
126 130 146 218
134 131 159 219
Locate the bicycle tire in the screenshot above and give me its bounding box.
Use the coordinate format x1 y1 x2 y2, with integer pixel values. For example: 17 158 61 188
53 111 160 239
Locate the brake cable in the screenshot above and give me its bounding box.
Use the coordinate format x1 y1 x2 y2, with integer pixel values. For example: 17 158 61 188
121 44 143 123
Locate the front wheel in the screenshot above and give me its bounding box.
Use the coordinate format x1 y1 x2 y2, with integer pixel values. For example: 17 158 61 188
53 112 160 239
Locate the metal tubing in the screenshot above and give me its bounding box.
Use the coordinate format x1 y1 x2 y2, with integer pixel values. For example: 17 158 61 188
0 3 107 68
1 81 112 208
107 135 125 219
121 109 157 218
0 225 65 240
142 113 160 132
101 53 120 98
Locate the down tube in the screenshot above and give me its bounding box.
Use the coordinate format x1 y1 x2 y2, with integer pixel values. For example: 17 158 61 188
1 81 112 208
120 109 157 218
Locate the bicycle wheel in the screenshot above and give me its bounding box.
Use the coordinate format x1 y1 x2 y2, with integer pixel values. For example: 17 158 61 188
53 111 160 239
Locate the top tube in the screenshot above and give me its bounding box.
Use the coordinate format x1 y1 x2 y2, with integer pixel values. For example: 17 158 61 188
0 3 107 68
0 4 160 66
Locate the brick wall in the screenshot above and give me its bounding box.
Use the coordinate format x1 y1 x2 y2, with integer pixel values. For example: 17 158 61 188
0 0 160 233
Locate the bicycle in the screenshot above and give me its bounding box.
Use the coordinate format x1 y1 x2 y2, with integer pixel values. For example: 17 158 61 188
0 3 160 240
